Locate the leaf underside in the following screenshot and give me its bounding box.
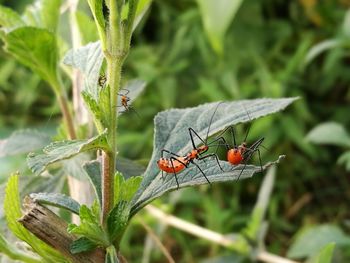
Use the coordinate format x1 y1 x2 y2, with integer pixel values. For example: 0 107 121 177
63 41 103 99
27 130 108 175
30 192 81 215
0 129 50 158
131 97 297 215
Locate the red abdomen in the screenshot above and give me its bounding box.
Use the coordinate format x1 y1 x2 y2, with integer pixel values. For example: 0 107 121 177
157 157 186 173
227 149 243 165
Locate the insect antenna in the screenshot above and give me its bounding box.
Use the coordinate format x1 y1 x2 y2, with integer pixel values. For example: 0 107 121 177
242 105 252 143
205 101 223 145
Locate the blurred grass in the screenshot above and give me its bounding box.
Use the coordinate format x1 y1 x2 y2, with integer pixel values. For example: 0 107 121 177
1 0 350 262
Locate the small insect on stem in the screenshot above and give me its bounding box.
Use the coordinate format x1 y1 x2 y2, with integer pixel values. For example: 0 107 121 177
98 74 107 88
217 109 265 181
117 89 140 118
157 102 228 189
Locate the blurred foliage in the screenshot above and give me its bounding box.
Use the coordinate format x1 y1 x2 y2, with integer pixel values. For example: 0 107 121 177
1 0 350 262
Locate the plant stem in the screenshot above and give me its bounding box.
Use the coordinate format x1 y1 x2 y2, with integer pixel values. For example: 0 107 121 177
101 0 137 227
52 76 77 140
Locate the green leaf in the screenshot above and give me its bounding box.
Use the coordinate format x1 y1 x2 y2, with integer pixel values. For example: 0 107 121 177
30 192 81 215
304 39 344 66
196 0 243 55
70 237 97 254
107 201 129 243
310 243 335 263
4 174 67 262
75 11 99 44
63 41 103 99
3 27 59 88
114 174 143 204
27 130 108 175
0 129 50 158
68 202 109 247
306 122 350 147
287 224 350 259
131 98 297 215
0 232 41 263
82 90 107 132
0 5 25 31
40 0 61 32
87 0 105 31
83 160 102 207
337 151 350 171
133 0 152 31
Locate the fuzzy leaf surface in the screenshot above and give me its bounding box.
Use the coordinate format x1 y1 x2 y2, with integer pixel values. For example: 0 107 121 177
3 27 58 86
131 98 297 215
30 192 80 214
83 160 102 206
27 130 108 175
0 129 50 158
114 174 143 204
70 237 97 254
63 41 103 99
107 201 129 242
68 202 109 247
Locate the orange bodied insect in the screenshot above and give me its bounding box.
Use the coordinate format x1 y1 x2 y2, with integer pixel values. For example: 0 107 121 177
218 112 264 180
117 89 140 117
157 102 227 189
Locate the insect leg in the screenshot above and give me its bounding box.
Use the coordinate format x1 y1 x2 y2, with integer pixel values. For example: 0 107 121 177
191 160 211 185
198 153 224 172
188 128 206 149
161 149 181 158
169 157 179 189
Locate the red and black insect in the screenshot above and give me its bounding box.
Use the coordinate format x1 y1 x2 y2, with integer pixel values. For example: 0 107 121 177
117 88 140 117
157 102 227 189
98 75 140 117
219 111 264 180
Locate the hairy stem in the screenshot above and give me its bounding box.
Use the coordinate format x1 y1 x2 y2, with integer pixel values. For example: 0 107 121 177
101 0 137 229
52 75 76 140
57 93 76 140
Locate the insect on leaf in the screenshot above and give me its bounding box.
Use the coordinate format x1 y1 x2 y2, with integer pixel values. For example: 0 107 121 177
131 98 298 216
